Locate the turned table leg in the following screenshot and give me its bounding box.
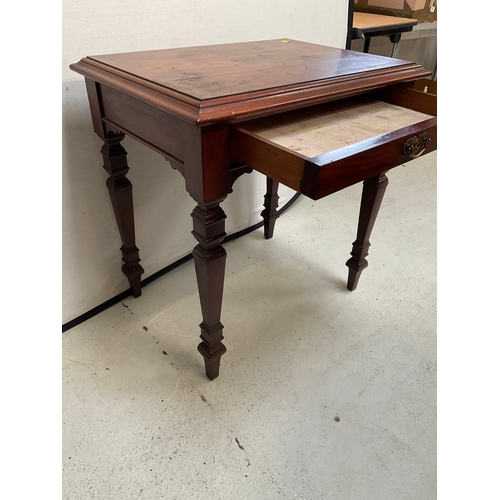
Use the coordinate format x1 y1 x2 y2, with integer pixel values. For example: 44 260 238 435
191 200 227 380
261 177 280 239
101 132 144 297
346 173 388 291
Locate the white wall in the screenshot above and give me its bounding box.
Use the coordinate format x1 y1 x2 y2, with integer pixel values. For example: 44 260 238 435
62 0 349 324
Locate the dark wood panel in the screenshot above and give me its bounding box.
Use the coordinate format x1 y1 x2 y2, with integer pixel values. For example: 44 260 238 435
84 79 106 140
377 85 437 116
230 127 306 191
99 84 185 164
181 123 232 204
305 121 437 199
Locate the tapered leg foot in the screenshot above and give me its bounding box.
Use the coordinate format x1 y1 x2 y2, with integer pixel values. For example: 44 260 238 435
101 132 144 296
192 201 227 379
346 173 388 291
261 177 280 239
346 259 368 291
120 245 143 298
197 322 227 380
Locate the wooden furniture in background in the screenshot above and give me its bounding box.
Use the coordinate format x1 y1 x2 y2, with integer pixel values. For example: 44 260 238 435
350 12 418 56
70 39 437 379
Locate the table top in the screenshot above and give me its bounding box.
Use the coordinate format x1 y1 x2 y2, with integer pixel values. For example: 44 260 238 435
86 39 412 100
353 12 418 32
71 39 430 125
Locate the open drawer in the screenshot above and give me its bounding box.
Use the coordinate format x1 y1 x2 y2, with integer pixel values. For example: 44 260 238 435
230 86 437 200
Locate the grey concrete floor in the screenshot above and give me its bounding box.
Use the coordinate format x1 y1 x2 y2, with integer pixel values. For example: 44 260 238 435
63 152 436 499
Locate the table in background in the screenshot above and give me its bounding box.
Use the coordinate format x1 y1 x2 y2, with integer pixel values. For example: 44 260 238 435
350 12 418 57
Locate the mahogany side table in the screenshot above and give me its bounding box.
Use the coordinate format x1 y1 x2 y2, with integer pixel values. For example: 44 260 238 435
70 39 437 379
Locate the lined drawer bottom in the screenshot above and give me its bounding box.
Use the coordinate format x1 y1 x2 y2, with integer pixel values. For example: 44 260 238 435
230 86 437 199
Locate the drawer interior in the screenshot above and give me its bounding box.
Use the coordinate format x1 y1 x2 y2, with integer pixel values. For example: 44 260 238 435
235 95 434 159
230 86 437 199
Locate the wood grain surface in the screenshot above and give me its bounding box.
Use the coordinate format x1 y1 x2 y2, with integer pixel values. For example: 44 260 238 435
240 97 433 157
87 39 414 100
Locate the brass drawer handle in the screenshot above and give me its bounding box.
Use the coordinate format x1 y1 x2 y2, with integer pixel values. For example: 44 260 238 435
403 133 431 159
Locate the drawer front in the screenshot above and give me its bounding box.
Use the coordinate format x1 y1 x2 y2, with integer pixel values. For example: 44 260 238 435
230 86 437 200
302 118 437 199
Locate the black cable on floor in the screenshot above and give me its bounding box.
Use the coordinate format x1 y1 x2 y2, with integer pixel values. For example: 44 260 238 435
62 192 301 333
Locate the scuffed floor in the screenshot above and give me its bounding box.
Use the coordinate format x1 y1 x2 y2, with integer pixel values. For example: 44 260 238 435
63 152 436 499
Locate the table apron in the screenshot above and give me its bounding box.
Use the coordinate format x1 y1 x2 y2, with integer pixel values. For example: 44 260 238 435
99 83 186 166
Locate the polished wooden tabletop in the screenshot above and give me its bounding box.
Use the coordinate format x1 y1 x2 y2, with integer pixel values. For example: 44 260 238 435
72 39 429 126
87 39 414 100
